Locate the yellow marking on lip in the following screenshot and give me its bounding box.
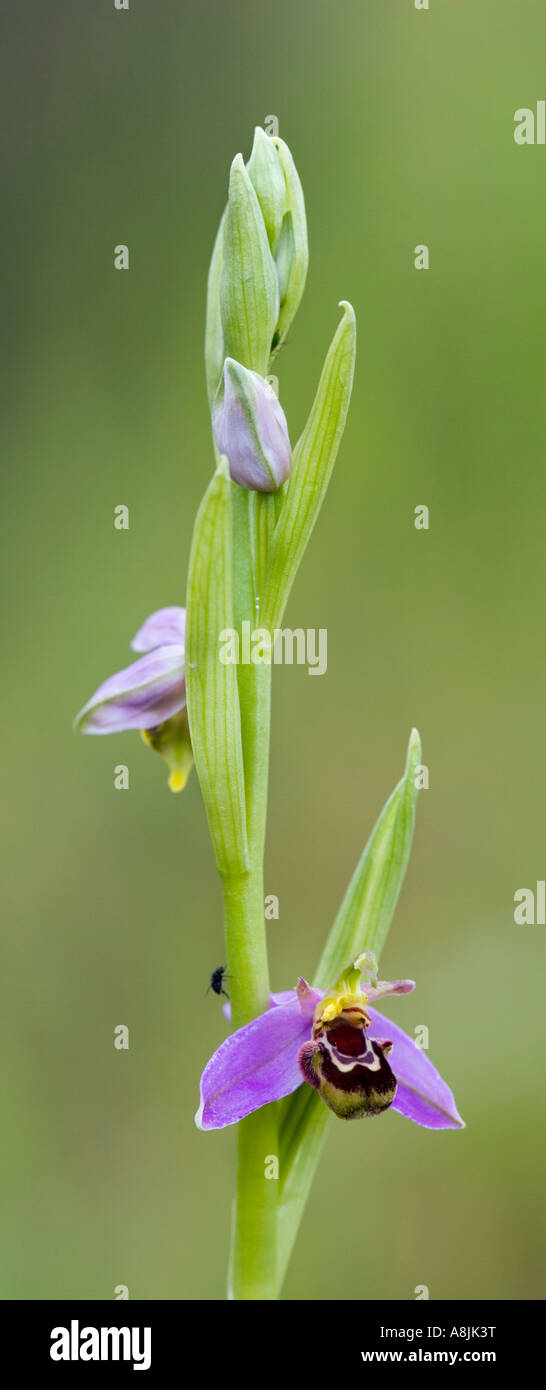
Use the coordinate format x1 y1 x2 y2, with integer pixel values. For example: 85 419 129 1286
317 989 369 1026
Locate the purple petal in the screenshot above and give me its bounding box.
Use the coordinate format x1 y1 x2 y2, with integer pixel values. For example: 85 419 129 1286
196 998 310 1130
131 606 186 653
222 986 319 1022
296 978 323 1019
365 979 415 1003
75 645 186 734
367 1008 464 1130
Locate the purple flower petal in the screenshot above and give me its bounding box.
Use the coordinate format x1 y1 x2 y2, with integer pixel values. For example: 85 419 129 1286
365 979 415 1003
131 606 186 653
222 986 319 1023
75 645 186 734
205 987 463 1132
296 978 322 1019
196 997 310 1130
367 1007 464 1130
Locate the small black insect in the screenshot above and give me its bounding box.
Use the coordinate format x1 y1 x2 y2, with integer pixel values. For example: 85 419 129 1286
206 966 230 1000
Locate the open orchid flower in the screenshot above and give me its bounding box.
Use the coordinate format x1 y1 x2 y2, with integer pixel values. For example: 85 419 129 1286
74 607 193 791
196 953 464 1131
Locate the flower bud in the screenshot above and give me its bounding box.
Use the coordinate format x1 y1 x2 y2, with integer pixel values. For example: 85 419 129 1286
246 126 287 255
213 358 292 492
206 132 309 406
269 136 308 354
247 129 308 356
220 155 279 376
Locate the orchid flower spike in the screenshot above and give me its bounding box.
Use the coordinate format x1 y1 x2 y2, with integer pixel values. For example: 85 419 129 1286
196 955 464 1131
213 357 292 492
74 606 193 791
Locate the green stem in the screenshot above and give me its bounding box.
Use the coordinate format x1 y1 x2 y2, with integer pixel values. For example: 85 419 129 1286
223 866 277 1301
222 867 270 1027
222 659 278 1299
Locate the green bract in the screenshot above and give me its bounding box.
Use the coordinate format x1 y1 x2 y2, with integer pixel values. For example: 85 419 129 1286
276 729 422 1285
261 301 357 632
315 728 422 987
185 458 249 878
205 211 226 408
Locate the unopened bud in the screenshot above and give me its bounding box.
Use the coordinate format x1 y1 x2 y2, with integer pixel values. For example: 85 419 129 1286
246 126 287 256
213 358 292 492
220 155 279 376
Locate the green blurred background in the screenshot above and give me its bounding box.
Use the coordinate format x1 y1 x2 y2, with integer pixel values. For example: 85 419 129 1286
2 0 545 1300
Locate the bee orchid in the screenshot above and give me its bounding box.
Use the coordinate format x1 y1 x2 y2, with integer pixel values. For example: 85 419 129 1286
196 954 464 1131
74 606 193 790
